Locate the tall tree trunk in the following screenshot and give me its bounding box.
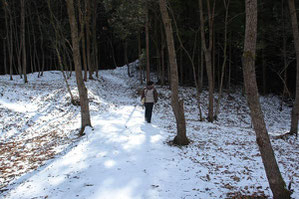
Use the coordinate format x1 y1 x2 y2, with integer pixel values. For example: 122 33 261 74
159 0 189 146
145 4 150 82
228 32 232 92
137 31 144 85
200 42 204 92
35 1 44 78
78 0 88 81
13 11 22 78
138 32 143 84
214 0 230 120
3 0 11 78
3 39 7 75
86 0 93 79
66 0 91 135
92 0 99 78
21 0 27 83
8 4 13 80
199 0 215 122
161 23 165 86
242 1 291 198
26 6 33 74
280 0 288 111
288 0 299 136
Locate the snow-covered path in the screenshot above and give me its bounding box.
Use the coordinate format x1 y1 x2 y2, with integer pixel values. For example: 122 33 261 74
1 67 203 199
3 102 210 199
3 106 170 199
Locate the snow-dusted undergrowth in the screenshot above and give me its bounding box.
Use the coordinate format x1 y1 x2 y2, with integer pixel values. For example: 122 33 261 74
0 62 298 199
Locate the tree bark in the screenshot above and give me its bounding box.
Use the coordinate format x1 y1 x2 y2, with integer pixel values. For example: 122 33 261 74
161 23 165 86
159 0 189 146
21 0 27 83
3 0 10 77
86 0 93 79
78 0 88 81
145 4 150 82
92 0 99 78
288 0 299 136
66 0 92 135
199 0 215 122
242 1 290 198
3 39 7 75
214 0 230 119
8 3 13 80
137 32 143 84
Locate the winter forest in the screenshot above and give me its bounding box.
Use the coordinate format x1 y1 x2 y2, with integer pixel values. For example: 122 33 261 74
0 0 298 198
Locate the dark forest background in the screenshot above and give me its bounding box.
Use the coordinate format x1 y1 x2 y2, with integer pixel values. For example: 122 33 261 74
0 0 297 96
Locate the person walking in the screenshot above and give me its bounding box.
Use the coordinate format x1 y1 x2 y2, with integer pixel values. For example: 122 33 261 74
141 81 158 123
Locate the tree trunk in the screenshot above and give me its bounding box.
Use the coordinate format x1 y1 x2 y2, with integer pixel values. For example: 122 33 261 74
200 42 204 92
199 0 215 122
35 1 44 78
66 0 92 135
228 32 232 92
27 6 33 74
78 0 88 81
86 0 93 80
215 0 230 120
137 32 143 84
13 11 22 78
242 1 290 198
280 0 288 111
3 39 7 75
161 23 165 86
159 0 189 146
3 1 9 76
288 0 299 136
21 0 27 83
92 0 99 78
145 5 150 82
8 5 13 80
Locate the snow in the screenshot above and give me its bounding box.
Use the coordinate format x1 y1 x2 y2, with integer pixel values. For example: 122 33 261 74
0 62 298 199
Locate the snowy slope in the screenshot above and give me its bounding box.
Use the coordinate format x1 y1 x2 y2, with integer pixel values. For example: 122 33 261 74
0 63 298 199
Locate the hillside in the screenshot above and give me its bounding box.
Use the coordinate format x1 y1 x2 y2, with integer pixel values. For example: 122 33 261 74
0 64 298 199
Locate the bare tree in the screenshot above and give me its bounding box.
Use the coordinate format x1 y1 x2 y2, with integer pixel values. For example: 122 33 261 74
242 0 291 198
66 0 92 135
145 3 150 82
91 0 99 78
199 0 216 122
77 0 88 81
85 0 93 80
214 0 230 120
2 0 13 80
288 0 299 137
159 0 189 145
21 0 27 83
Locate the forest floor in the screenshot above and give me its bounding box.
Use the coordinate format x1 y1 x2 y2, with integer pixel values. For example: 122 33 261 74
0 62 298 199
